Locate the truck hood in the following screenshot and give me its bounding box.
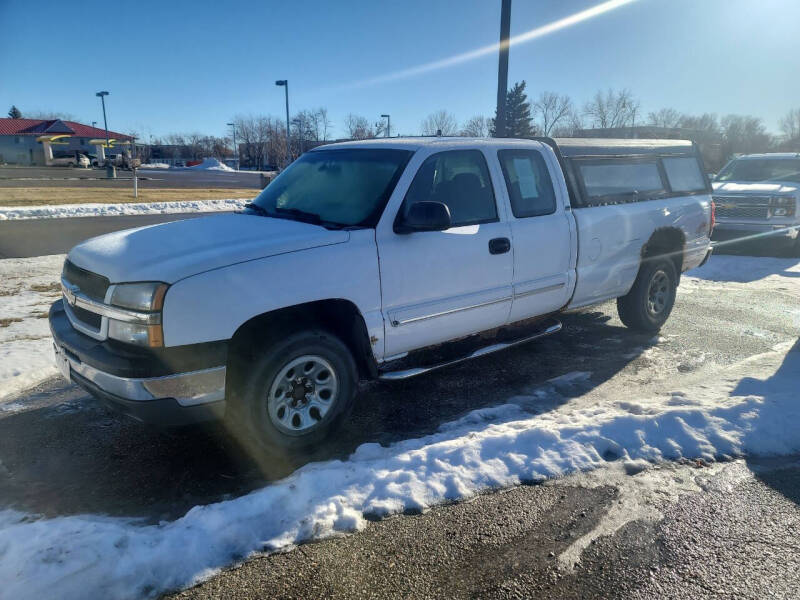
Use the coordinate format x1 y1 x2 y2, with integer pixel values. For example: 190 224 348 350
67 213 350 283
712 181 800 195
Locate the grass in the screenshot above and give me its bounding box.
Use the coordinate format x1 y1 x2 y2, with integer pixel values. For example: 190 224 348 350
0 187 257 206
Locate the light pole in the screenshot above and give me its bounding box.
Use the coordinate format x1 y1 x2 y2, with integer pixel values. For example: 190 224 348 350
495 0 511 137
275 80 290 165
95 91 110 150
227 122 238 170
381 114 391 138
92 121 97 128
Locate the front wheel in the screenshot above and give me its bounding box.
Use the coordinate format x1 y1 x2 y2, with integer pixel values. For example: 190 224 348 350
617 259 677 332
227 329 358 455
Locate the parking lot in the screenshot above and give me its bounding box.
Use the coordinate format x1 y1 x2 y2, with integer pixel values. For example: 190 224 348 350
1 237 798 598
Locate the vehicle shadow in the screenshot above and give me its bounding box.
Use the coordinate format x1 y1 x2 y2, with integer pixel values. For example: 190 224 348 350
0 309 652 523
736 339 800 505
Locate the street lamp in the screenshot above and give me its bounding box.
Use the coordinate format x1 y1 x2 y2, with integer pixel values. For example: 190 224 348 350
381 114 391 138
95 91 110 150
275 80 290 165
227 122 238 170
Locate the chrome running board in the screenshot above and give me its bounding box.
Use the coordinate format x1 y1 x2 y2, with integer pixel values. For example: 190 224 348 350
378 319 562 381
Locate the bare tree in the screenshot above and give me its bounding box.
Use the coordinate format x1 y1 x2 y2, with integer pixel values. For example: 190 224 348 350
532 92 573 136
551 108 585 137
421 110 458 136
460 115 490 137
720 114 773 157
779 108 800 142
345 114 376 139
583 88 640 129
647 107 682 129
317 108 332 141
25 109 80 121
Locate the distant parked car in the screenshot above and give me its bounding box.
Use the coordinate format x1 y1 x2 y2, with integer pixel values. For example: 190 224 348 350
51 152 90 168
712 153 800 256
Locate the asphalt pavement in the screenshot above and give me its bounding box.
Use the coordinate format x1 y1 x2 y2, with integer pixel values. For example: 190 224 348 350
0 166 266 189
0 212 223 258
170 458 800 600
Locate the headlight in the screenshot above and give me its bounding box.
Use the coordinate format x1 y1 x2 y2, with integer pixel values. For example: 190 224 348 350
107 282 168 347
769 196 796 218
109 282 167 311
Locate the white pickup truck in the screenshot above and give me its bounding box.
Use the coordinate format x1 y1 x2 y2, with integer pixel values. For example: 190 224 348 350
712 152 800 256
50 137 713 453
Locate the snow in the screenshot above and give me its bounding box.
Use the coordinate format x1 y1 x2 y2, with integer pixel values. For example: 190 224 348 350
187 157 234 171
138 163 170 169
0 255 64 403
0 199 249 221
0 253 798 598
1 341 798 598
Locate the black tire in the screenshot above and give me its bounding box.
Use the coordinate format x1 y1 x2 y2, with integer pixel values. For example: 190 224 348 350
791 235 800 258
617 259 677 332
227 328 357 455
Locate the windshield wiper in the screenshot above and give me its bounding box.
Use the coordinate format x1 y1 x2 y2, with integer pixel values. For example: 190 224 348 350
242 202 270 216
274 206 323 223
274 207 352 230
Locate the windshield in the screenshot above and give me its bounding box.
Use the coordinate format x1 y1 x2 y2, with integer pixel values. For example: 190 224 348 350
250 149 412 227
715 158 800 183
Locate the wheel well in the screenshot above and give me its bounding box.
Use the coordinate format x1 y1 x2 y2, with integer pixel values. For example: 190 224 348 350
228 300 377 381
641 227 685 280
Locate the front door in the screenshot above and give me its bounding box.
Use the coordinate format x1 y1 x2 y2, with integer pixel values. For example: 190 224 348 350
377 149 513 357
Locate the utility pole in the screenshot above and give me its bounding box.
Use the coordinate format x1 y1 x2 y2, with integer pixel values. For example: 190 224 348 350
275 80 290 165
227 122 238 170
95 91 110 149
495 0 511 138
381 114 391 137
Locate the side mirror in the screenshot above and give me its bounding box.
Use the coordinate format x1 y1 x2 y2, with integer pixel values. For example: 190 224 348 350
396 201 451 233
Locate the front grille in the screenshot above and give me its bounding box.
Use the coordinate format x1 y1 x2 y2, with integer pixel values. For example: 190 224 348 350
713 195 770 220
71 304 102 330
62 260 110 302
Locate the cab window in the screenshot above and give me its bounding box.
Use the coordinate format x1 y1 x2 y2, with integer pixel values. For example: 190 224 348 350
497 149 557 217
401 150 497 227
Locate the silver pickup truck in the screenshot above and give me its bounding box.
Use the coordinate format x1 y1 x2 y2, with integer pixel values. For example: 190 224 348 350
712 153 800 255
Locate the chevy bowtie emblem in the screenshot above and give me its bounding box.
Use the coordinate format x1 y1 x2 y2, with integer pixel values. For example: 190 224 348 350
62 282 79 306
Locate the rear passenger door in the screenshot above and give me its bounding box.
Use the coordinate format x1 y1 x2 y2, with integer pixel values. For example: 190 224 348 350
377 149 513 356
496 147 575 323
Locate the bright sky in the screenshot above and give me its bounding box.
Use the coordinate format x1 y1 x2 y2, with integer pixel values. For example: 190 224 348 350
1 0 798 139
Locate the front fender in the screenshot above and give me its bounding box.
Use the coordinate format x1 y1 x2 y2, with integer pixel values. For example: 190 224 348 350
161 230 384 358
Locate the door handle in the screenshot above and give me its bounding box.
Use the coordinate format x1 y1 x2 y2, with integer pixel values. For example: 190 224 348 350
488 237 511 254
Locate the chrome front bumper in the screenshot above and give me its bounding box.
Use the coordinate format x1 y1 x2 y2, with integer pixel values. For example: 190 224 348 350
53 342 226 407
713 221 799 239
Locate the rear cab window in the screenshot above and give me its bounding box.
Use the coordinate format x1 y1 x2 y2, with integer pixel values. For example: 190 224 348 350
497 149 557 217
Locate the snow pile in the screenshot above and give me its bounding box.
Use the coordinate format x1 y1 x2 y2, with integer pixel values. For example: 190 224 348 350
0 199 249 220
0 255 64 402
138 163 170 170
1 342 799 599
188 157 234 171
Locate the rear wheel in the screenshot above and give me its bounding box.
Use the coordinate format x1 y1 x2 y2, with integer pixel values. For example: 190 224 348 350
617 259 677 332
227 328 357 455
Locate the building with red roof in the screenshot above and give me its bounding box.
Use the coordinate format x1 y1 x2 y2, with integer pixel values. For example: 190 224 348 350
0 118 134 166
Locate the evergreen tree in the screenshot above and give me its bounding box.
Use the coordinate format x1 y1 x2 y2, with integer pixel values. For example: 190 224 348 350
7 105 22 119
491 81 535 138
